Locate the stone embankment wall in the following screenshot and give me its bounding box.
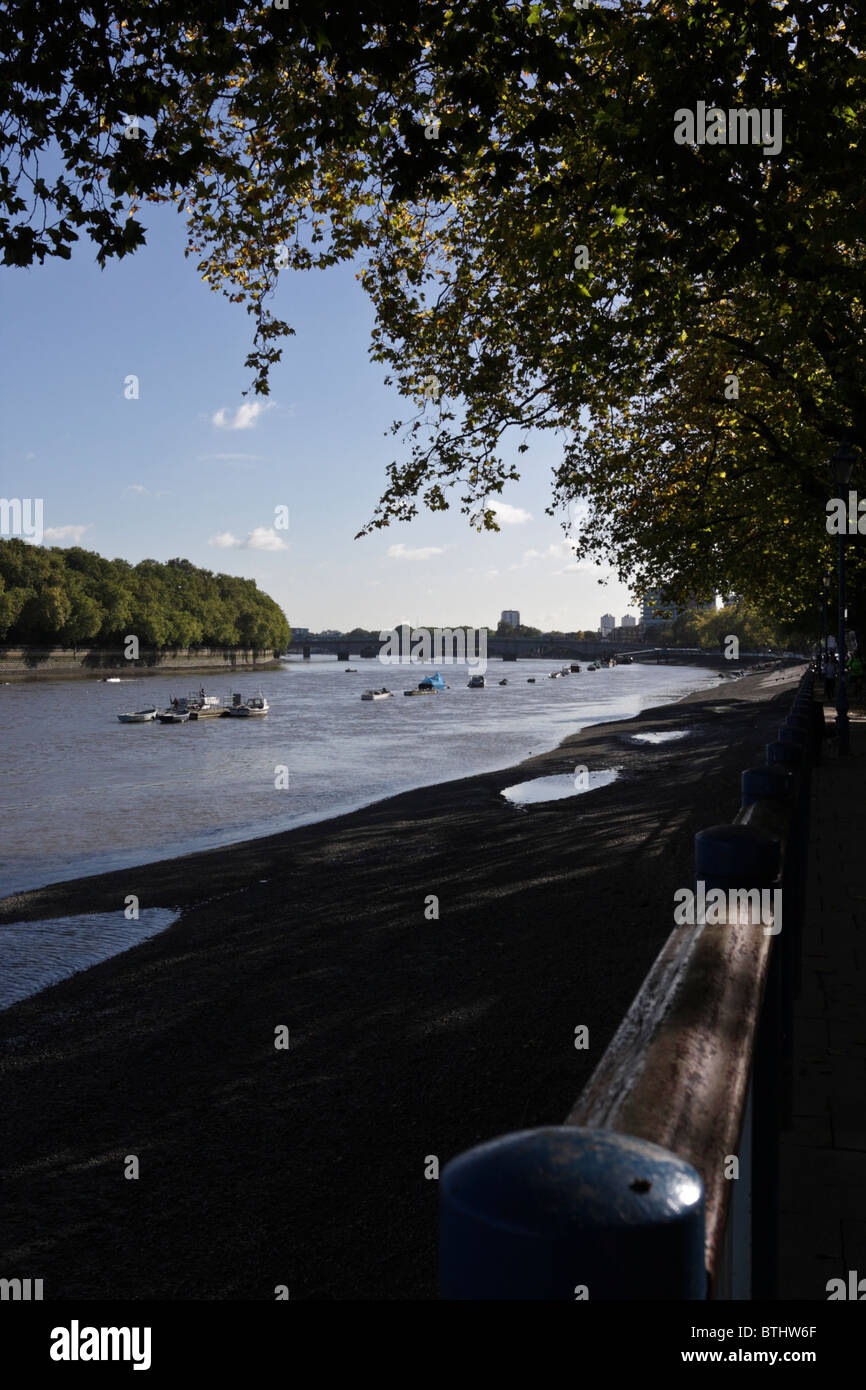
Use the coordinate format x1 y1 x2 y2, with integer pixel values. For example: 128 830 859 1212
0 647 282 681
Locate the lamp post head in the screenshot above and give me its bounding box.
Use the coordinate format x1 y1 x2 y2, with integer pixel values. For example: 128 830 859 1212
831 441 855 491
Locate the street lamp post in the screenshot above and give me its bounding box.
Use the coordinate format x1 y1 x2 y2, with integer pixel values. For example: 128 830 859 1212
831 443 855 754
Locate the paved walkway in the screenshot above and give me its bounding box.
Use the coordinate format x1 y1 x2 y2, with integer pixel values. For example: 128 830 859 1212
778 699 866 1299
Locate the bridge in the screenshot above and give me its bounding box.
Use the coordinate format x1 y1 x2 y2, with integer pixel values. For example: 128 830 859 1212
287 634 653 662
282 636 781 666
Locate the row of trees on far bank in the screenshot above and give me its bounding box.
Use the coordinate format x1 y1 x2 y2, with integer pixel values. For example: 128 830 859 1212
656 603 812 655
0 541 290 652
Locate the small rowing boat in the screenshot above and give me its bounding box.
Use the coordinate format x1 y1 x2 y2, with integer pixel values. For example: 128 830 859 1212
362 688 394 701
117 706 158 724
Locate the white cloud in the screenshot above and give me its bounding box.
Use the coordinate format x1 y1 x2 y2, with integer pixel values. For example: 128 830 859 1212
208 526 288 552
386 542 447 561
127 484 171 499
490 501 532 525
212 402 275 431
246 526 288 551
508 541 594 575
43 524 90 543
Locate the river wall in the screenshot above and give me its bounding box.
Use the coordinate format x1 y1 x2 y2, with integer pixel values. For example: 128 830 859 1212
0 646 282 681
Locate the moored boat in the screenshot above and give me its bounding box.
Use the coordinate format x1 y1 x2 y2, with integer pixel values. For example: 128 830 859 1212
467 674 486 688
227 690 269 716
158 696 192 722
187 690 224 719
362 688 394 701
570 663 582 673
418 672 446 692
117 706 158 724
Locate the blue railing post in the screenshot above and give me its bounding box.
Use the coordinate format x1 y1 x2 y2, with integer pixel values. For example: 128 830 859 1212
439 1127 705 1299
741 765 792 806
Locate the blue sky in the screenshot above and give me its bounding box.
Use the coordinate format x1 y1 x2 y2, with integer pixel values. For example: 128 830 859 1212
1 199 639 632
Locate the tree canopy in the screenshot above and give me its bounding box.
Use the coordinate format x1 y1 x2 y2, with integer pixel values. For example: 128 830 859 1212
0 541 290 651
3 2 864 629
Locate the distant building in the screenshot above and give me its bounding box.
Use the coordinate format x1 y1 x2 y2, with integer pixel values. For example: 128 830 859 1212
600 613 616 636
621 615 637 628
292 627 310 637
640 590 717 626
500 609 520 628
320 629 341 637
640 590 678 626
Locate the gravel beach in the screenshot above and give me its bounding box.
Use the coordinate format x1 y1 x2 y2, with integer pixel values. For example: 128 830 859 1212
0 663 804 1300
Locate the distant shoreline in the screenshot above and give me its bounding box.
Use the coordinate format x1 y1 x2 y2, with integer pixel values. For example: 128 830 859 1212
0 646 282 681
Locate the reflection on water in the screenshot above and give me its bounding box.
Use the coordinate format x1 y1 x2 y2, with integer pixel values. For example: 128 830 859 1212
501 769 621 805
0 660 720 896
0 908 179 1010
631 730 691 744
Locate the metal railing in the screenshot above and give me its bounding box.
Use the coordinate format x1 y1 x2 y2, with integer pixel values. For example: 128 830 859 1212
439 668 819 1299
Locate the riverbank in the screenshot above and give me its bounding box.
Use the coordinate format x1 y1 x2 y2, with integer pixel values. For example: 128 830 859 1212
0 645 281 681
0 665 803 1299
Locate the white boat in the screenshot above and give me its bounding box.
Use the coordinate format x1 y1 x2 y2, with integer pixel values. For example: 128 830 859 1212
117 706 158 724
560 666 572 676
226 690 269 716
362 688 394 701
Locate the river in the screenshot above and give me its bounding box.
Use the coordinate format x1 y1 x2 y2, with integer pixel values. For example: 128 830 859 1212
0 658 722 899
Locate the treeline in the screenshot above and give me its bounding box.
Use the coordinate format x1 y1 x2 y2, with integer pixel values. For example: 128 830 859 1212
662 603 811 654
0 541 290 652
